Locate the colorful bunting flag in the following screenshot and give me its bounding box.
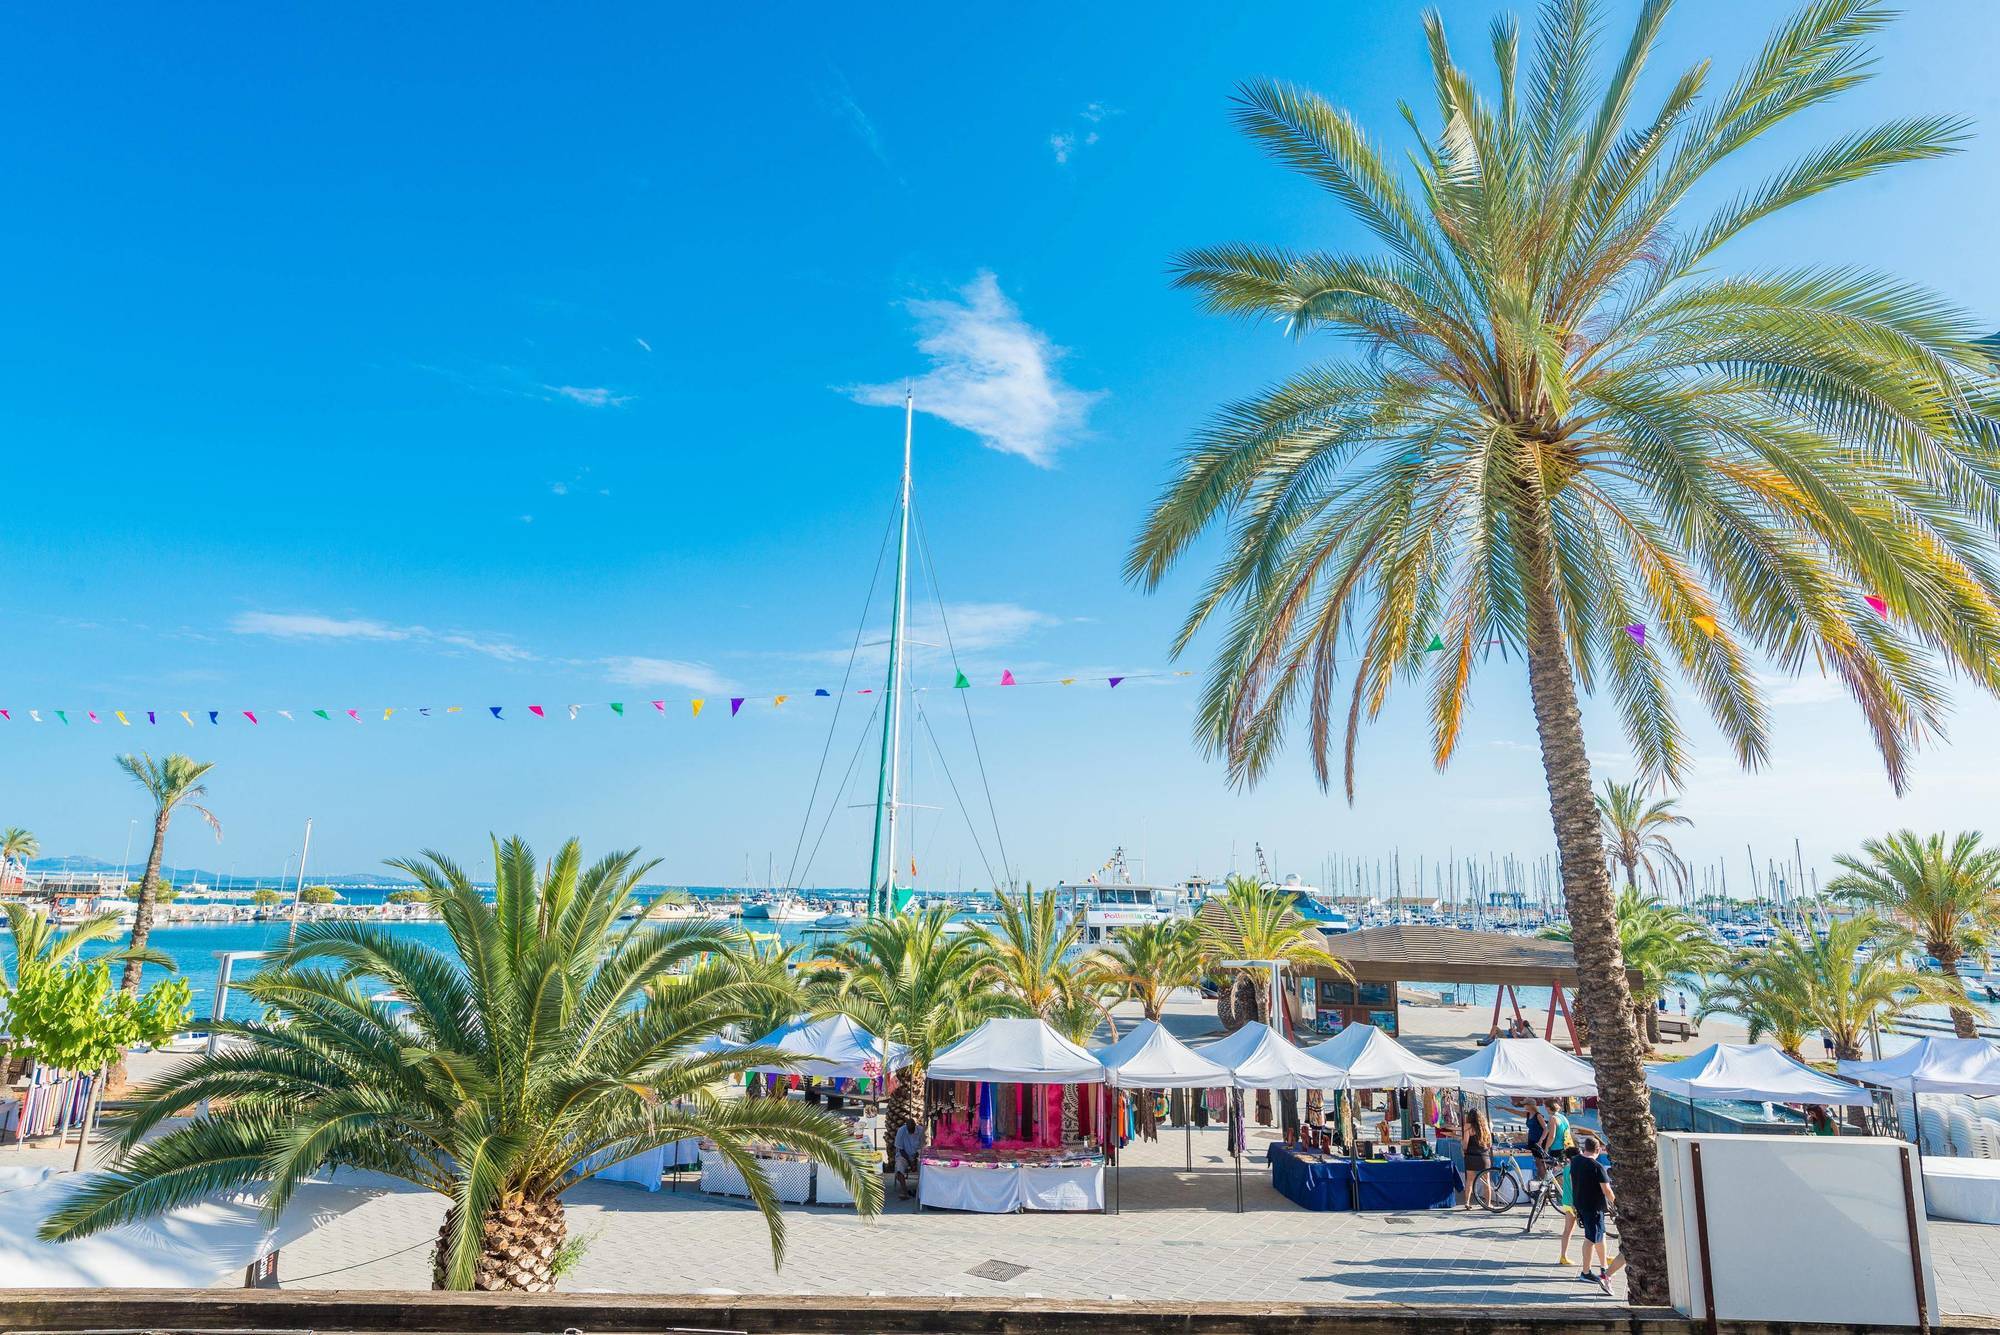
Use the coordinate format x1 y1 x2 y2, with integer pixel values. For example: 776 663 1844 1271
1000 670 1016 686
147 711 155 724
1626 624 1645 644
207 711 218 725
384 708 395 720
814 688 830 697
313 709 329 720
653 700 666 712
528 705 545 718
116 710 132 725
691 699 705 717
773 695 788 707
347 709 361 721
277 710 294 721
1108 676 1124 688
954 671 971 689
446 706 463 714
243 711 258 724
1864 594 1888 617
1060 678 1075 686
88 711 100 723
567 705 580 720
0 710 8 720
610 702 624 715
1692 614 1718 636
179 711 192 726
1424 635 1444 652
490 706 504 719
729 698 745 716
30 711 42 723
55 711 69 724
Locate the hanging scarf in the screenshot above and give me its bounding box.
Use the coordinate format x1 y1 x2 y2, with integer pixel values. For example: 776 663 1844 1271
977 1081 995 1148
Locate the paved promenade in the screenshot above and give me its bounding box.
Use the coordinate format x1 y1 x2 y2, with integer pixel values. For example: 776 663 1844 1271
231 1127 1996 1317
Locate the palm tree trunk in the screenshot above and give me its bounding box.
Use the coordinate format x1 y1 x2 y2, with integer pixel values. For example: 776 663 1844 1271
1519 494 1666 1307
120 811 169 995
433 1194 568 1291
885 1062 926 1147
1931 943 1979 1040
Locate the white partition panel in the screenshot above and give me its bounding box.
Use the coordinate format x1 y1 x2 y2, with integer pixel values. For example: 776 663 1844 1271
1658 1132 1937 1328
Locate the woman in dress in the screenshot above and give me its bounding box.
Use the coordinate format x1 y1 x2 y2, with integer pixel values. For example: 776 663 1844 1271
1460 1105 1493 1209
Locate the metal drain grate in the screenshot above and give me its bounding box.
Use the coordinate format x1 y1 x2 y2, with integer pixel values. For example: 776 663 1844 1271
967 1259 1030 1282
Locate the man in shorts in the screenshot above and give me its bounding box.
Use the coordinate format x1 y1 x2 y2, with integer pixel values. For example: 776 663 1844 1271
1568 1133 1616 1292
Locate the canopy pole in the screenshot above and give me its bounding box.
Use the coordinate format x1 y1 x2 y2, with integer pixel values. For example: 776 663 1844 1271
1186 1103 1193 1172
1234 1089 1244 1213
1111 1087 1121 1216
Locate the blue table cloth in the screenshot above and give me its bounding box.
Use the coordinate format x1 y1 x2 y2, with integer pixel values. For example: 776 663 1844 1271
1266 1145 1459 1212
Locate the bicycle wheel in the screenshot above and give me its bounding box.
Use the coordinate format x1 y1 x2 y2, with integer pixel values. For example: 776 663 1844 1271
1524 1180 1550 1233
1484 1169 1522 1211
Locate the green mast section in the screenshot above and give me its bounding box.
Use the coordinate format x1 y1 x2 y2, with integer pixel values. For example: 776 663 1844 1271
867 393 915 917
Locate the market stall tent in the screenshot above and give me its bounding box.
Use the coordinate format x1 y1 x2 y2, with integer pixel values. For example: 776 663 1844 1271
1839 1037 2000 1097
740 1013 910 1079
1302 1023 1460 1090
928 1017 1106 1084
1649 1043 1870 1106
1448 1036 1597 1098
1195 1021 1346 1090
1094 1020 1233 1089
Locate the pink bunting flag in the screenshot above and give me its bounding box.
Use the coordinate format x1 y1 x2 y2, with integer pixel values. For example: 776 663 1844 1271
999 669 1016 686
729 697 744 716
244 710 258 724
528 704 545 718
652 700 666 712
0 709 9 721
1625 624 1645 645
1108 676 1124 688
347 709 361 721
1864 594 1888 617
88 711 100 723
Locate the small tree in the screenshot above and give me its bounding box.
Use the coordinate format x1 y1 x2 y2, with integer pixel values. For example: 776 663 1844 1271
7 959 191 1167
252 888 282 907
299 885 337 906
386 889 426 905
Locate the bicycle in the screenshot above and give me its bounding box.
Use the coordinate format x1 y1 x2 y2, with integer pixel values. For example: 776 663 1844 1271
1468 1150 1566 1233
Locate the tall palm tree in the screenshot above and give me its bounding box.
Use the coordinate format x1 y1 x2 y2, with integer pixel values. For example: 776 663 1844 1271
1089 919 1204 1022
1125 1 1999 1301
1542 890 1720 1043
976 882 1099 1026
1595 780 1691 895
114 753 220 995
1699 915 1962 1061
1827 830 2000 1039
42 837 879 1290
1 826 38 888
817 907 1016 1139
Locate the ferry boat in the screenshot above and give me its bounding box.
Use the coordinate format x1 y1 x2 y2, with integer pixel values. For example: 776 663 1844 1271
1268 873 1352 933
1054 849 1205 947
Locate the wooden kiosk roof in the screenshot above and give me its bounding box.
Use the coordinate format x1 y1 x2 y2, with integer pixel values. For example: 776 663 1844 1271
1303 923 1603 987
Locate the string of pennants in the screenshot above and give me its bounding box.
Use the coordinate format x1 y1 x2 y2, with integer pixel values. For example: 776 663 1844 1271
0 669 1194 726
1418 597 1888 653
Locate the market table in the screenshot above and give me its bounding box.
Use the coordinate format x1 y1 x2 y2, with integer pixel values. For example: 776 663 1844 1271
1923 1157 2000 1224
918 1154 1105 1213
1266 1144 1459 1212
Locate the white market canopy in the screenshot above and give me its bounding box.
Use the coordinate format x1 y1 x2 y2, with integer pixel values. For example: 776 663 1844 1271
928 1017 1106 1085
1302 1023 1460 1090
1648 1042 1870 1106
1839 1037 2000 1097
1094 1020 1234 1089
740 1013 910 1079
1449 1036 1598 1098
0 1167 383 1288
1195 1021 1346 1091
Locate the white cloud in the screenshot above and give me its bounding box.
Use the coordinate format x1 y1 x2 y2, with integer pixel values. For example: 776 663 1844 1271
847 272 1100 466
230 613 410 642
1051 103 1118 163
635 337 652 353
232 612 533 663
1050 132 1076 164
601 655 732 694
546 385 630 408
800 600 1060 669
550 482 569 496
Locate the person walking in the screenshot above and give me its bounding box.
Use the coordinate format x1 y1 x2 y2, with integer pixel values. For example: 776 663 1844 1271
1569 1134 1616 1292
1459 1106 1493 1209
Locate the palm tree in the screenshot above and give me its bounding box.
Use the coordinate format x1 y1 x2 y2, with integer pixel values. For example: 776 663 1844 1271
1596 780 1691 895
1125 1 2000 1301
42 837 879 1289
1 826 37 888
1200 875 1352 1034
1090 919 1204 1022
1699 915 1962 1062
1827 830 2000 1039
817 907 1016 1140
976 882 1101 1028
1542 890 1720 1043
114 753 220 995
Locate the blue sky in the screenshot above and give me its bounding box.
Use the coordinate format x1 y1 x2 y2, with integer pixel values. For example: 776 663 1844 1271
4 1 2000 891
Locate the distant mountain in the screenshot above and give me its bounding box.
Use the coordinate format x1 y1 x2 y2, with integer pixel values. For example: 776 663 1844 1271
22 856 414 887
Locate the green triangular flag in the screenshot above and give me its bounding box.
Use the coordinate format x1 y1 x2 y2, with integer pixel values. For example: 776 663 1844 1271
313 709 330 720
610 702 624 715
953 670 970 688
1424 635 1444 652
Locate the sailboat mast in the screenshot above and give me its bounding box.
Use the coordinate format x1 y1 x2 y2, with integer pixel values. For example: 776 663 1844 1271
867 393 915 916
